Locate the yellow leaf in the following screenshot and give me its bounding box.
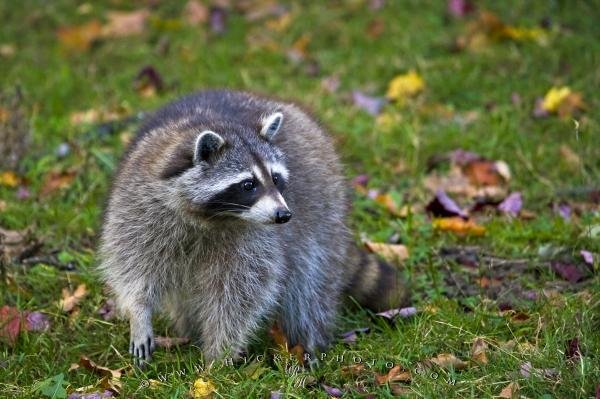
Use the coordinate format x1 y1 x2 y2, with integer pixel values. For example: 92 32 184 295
386 70 425 101
190 378 215 398
541 86 571 112
0 171 19 187
364 241 409 263
59 284 88 312
433 217 486 236
57 20 103 52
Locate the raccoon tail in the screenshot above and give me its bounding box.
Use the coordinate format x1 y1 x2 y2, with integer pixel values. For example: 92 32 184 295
344 245 411 312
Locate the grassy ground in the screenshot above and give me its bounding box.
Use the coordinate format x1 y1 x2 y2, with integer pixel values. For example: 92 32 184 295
1 1 599 398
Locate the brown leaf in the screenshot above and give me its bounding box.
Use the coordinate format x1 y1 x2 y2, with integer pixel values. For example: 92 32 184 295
184 0 209 25
462 160 506 186
374 193 406 217
268 322 305 363
375 365 411 384
559 144 581 169
470 337 488 364
364 241 409 263
340 363 366 376
366 17 385 38
0 305 22 345
40 170 76 196
433 217 485 236
57 20 103 52
0 227 34 261
499 382 519 398
154 335 190 349
78 355 124 380
102 9 150 38
60 284 88 312
427 353 468 370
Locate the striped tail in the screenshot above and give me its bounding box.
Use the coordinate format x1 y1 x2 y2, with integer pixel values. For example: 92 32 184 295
344 246 410 312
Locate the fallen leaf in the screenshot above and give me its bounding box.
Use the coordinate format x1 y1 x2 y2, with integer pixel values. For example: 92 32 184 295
463 160 507 186
268 322 305 363
374 193 407 217
321 384 343 397
341 363 366 376
560 144 581 169
551 261 585 283
0 305 21 345
60 284 88 312
184 0 209 26
386 70 425 102
375 307 417 320
102 9 150 38
40 170 77 196
0 171 19 187
498 192 522 216
57 20 103 51
154 336 190 349
0 44 16 57
363 241 409 263
426 190 468 218
499 382 519 398
340 327 370 344
539 86 586 117
580 250 594 265
352 91 385 116
427 353 468 370
0 227 36 261
190 378 215 398
375 365 411 384
470 337 488 364
433 217 485 236
366 17 385 38
78 356 124 380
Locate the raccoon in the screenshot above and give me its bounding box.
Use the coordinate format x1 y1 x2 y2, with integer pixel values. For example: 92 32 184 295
98 90 408 365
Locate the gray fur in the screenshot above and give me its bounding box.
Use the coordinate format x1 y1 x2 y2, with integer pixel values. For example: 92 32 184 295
98 90 407 366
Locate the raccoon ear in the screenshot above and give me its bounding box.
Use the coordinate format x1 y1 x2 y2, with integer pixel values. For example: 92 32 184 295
260 112 283 141
194 130 225 164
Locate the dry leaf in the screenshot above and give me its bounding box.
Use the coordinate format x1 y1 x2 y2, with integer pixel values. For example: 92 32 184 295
428 353 468 370
78 355 124 380
60 284 88 312
268 322 305 363
386 70 425 101
433 217 486 236
102 9 150 38
190 378 215 398
57 20 103 51
470 337 488 364
364 241 409 263
184 0 209 26
0 227 34 261
463 160 507 186
375 365 412 384
374 193 405 217
499 382 519 398
539 86 586 117
559 144 581 169
40 170 76 196
154 336 190 349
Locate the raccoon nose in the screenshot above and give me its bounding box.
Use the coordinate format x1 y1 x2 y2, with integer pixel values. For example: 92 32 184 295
274 209 292 224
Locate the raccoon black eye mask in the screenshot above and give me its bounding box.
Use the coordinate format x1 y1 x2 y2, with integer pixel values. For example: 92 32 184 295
98 90 408 366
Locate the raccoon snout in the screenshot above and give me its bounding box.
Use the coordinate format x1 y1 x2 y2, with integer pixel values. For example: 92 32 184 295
274 209 292 224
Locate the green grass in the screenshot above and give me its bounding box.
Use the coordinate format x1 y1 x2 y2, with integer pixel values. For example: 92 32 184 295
1 1 599 398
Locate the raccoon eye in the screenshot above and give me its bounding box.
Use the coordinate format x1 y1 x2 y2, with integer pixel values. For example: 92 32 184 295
272 174 279 185
241 179 256 191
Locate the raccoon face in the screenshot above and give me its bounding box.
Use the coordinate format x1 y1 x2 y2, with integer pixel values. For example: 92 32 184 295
168 112 292 225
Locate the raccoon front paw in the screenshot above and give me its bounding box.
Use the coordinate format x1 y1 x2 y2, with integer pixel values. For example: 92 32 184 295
129 333 155 367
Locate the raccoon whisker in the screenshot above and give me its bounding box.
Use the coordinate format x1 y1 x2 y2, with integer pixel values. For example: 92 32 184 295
205 210 239 221
205 201 252 209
